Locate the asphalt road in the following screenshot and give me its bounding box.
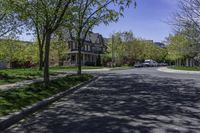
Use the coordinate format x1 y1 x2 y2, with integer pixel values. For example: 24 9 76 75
4 68 200 133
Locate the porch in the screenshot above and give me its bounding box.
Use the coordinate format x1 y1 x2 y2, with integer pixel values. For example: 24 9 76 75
68 53 99 66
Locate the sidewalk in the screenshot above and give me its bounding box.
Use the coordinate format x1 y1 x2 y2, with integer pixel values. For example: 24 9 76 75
157 67 200 74
82 68 111 72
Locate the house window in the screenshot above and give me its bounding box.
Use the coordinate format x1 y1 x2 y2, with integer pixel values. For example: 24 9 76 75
75 43 78 49
69 41 74 49
88 46 91 51
68 42 71 49
72 42 75 49
71 55 75 61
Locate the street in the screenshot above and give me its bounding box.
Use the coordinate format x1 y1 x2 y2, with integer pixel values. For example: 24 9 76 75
4 68 200 133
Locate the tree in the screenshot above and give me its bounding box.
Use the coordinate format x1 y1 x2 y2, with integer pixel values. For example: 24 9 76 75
103 31 167 66
9 0 73 87
0 37 38 67
169 0 200 66
67 0 136 74
50 30 69 66
171 0 200 47
0 1 21 38
173 0 200 36
0 37 20 67
165 33 197 66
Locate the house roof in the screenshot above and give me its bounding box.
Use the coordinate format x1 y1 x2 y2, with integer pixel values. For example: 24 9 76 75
67 31 106 46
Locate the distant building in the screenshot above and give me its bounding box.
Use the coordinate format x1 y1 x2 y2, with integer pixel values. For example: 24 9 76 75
0 60 9 69
154 42 165 48
144 40 154 44
66 32 107 66
141 40 165 48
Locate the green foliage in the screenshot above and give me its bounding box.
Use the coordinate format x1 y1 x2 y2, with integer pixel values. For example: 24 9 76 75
0 38 39 64
170 66 200 71
106 32 127 66
50 31 69 66
166 33 198 61
103 31 167 66
0 74 93 116
7 0 74 85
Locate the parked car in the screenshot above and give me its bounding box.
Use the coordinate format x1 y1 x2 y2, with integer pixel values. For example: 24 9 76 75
134 62 144 68
143 59 158 67
158 63 168 66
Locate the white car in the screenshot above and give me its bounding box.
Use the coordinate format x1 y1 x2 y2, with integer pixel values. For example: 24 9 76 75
143 59 158 67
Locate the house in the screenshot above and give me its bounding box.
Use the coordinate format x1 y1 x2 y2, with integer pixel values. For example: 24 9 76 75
66 32 107 66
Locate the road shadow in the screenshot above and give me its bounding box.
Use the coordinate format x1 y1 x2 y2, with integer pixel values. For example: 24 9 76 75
5 73 200 133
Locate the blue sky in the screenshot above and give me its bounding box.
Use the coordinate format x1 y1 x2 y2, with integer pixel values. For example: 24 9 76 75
20 0 178 42
93 0 178 42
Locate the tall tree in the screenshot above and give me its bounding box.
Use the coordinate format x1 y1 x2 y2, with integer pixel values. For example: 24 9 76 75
165 33 196 66
172 0 200 42
0 0 21 37
9 0 73 87
68 0 136 75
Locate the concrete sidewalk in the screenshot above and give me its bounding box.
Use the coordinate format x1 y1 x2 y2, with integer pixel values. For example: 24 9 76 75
157 67 200 74
82 68 111 72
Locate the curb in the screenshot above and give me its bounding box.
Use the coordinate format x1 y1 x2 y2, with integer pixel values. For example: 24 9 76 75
110 67 132 71
0 76 98 131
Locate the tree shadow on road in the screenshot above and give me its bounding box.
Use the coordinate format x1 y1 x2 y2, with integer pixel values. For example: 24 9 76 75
5 73 200 133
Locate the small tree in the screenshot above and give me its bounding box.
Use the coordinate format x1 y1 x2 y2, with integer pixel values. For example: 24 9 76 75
50 30 69 66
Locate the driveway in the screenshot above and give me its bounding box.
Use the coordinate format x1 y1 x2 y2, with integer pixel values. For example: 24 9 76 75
4 68 200 133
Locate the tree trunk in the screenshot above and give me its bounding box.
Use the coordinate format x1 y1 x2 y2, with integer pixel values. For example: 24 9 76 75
39 47 44 71
44 32 51 87
189 58 194 67
175 59 178 66
186 58 188 67
77 41 82 75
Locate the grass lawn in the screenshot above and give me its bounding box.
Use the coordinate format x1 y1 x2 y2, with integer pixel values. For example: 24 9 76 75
0 66 104 85
0 68 60 85
0 74 93 117
169 66 200 71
